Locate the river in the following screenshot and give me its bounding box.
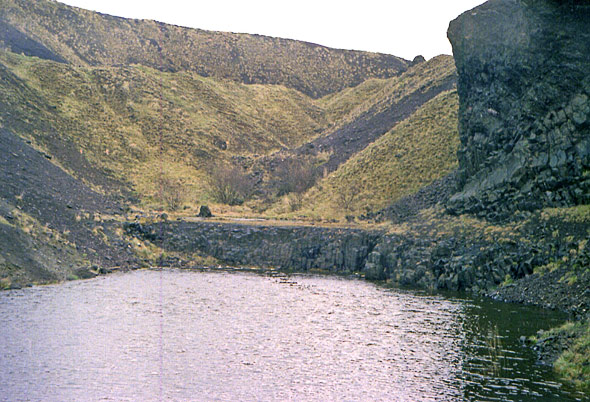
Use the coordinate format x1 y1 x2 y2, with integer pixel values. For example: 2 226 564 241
0 269 586 401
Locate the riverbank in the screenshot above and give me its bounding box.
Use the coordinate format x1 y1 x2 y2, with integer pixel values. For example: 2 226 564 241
126 206 590 316
123 205 589 393
2 205 589 392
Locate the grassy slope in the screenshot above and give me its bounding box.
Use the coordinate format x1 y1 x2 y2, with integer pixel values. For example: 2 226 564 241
318 77 392 123
0 0 408 98
305 55 457 175
256 55 457 210
0 50 330 205
0 51 457 212
318 55 457 135
288 90 459 219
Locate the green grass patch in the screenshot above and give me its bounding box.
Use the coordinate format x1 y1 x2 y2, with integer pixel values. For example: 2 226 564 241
534 260 564 276
541 204 590 223
554 322 590 392
501 274 514 286
0 277 11 289
559 272 579 285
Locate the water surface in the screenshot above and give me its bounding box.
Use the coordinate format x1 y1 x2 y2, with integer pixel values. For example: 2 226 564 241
0 269 586 401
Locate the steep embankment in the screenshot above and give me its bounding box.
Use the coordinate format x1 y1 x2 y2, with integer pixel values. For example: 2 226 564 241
0 0 408 98
126 220 381 274
0 128 138 288
306 55 456 173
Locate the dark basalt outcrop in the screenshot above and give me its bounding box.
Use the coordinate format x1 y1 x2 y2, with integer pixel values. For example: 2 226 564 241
126 221 381 274
447 0 590 219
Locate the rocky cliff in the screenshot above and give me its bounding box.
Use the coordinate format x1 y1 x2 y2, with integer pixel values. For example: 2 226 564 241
447 0 590 219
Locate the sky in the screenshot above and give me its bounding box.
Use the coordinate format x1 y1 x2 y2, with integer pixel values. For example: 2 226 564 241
58 0 487 60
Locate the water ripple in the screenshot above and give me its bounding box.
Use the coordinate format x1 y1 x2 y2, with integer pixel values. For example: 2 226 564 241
0 269 586 401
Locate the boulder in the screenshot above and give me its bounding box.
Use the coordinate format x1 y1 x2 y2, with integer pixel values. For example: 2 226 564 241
198 205 213 218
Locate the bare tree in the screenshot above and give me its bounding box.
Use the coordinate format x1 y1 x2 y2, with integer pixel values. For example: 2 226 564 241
157 176 186 211
334 183 360 214
208 164 254 205
274 159 317 197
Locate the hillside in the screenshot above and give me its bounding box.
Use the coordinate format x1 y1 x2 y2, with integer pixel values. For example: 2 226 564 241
0 50 333 207
0 127 138 287
311 55 456 173
0 0 458 217
0 49 459 213
256 55 457 207
299 90 459 219
0 0 409 98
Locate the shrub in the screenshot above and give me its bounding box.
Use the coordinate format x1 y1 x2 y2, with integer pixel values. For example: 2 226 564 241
335 183 360 213
157 176 187 211
274 159 317 197
208 164 254 205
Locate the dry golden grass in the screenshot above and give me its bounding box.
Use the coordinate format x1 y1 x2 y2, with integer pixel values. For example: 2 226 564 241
0 50 330 208
297 89 460 220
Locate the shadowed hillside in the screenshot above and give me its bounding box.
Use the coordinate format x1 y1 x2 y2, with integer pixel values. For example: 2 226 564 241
0 128 138 287
0 0 409 98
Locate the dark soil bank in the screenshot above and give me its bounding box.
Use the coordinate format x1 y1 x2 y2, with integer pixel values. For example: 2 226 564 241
0 129 137 286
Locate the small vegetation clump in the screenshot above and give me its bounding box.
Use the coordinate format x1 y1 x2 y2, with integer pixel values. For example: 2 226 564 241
0 277 11 290
554 322 590 392
541 204 590 223
208 164 255 206
157 176 188 211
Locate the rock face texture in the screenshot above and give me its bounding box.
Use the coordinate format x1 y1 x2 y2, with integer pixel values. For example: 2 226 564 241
447 0 590 219
127 221 381 274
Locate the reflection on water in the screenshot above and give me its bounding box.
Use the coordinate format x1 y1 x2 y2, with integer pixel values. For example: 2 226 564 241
0 270 586 401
